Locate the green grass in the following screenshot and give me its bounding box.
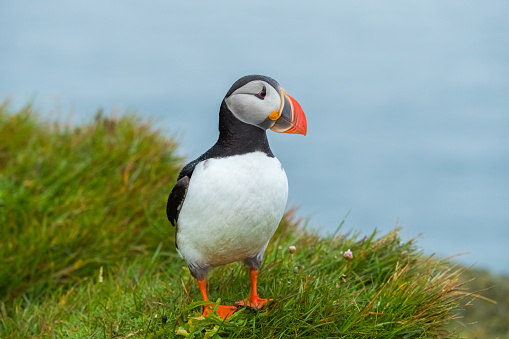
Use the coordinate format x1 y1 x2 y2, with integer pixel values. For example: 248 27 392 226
0 102 494 338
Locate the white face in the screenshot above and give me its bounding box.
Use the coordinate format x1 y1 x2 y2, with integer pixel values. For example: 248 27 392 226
225 80 281 129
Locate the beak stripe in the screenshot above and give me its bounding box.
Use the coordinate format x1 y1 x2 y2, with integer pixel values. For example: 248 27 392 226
278 88 286 115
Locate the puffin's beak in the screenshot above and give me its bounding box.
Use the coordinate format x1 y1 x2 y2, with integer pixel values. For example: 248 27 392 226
270 89 307 136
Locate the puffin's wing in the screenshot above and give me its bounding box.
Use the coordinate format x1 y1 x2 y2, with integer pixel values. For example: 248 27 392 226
166 157 202 226
166 175 190 227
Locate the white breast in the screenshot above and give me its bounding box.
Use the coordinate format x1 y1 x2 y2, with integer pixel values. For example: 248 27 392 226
176 152 288 267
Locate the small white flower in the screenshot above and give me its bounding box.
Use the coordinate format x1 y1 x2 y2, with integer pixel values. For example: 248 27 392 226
289 246 296 254
344 249 353 259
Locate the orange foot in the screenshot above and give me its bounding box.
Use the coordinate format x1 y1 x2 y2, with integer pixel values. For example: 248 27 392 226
203 304 237 320
235 296 273 309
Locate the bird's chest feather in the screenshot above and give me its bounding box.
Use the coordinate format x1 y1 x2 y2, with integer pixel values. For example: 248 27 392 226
177 152 288 266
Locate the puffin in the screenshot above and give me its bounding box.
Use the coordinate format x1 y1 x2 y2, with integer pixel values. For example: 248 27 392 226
166 74 307 319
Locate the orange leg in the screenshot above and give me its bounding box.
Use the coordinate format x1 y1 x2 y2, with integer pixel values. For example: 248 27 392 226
197 279 236 319
235 268 272 309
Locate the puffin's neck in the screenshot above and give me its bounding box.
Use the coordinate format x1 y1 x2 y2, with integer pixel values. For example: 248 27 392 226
215 100 274 157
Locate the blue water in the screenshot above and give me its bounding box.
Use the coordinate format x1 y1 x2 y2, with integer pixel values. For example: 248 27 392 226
1 1 508 274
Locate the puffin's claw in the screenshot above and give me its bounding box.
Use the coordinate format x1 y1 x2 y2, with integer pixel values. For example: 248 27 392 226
235 297 272 309
203 304 237 319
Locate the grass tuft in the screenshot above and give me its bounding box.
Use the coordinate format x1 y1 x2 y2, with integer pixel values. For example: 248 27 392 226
0 102 483 338
0 102 181 303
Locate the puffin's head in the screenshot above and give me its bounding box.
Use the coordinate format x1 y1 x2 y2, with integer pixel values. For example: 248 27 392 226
224 75 307 135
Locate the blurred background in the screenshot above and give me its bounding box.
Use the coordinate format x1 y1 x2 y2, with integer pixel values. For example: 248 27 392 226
1 0 508 274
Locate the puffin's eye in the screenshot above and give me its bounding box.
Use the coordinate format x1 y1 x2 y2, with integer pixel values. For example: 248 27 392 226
255 86 266 100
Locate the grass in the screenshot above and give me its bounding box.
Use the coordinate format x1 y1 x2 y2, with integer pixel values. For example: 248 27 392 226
453 268 509 338
0 102 500 338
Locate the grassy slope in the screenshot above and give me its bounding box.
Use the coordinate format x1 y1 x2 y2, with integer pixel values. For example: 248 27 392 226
0 103 504 338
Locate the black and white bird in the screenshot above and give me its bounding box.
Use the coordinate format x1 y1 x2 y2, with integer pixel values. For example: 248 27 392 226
166 75 307 319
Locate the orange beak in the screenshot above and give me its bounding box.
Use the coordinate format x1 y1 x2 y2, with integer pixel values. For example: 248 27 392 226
270 90 307 136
